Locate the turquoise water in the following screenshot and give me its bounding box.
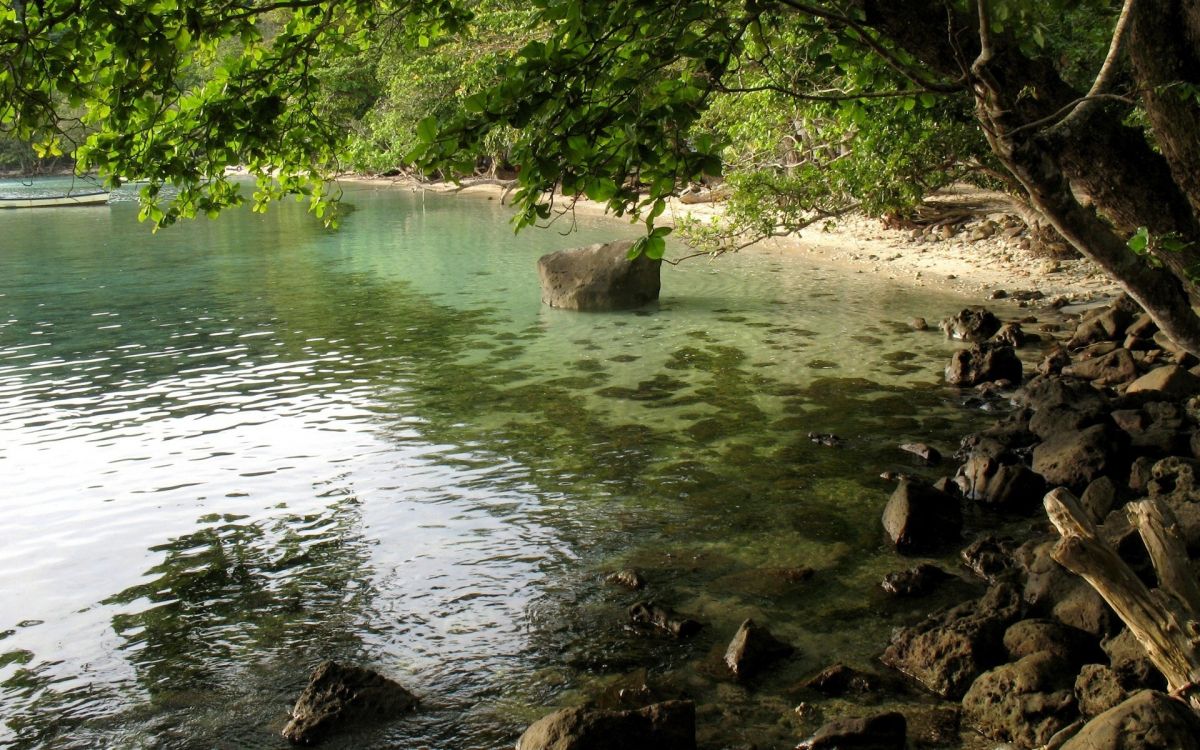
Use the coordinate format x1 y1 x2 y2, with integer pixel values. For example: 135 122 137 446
0 180 990 749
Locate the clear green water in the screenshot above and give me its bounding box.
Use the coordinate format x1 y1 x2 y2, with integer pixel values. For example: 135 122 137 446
1 180 991 749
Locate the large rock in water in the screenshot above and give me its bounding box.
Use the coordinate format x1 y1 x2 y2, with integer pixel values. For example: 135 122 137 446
945 343 1023 386
1059 690 1200 750
281 661 418 745
881 479 963 553
537 240 661 311
516 700 695 750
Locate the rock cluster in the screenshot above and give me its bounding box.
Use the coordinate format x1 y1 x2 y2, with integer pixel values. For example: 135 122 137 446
875 295 1200 749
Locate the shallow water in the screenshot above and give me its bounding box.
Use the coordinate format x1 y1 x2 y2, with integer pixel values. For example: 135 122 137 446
1 180 994 749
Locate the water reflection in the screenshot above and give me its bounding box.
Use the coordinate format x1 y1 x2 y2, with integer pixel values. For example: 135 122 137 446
1 187 994 748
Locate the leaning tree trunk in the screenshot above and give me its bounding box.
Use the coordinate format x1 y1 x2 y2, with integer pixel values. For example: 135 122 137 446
849 0 1200 357
1045 489 1200 711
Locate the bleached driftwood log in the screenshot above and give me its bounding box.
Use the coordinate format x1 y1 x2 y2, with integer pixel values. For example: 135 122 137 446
1044 487 1200 711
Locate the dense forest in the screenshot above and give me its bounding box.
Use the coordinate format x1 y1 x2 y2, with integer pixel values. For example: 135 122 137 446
2 0 1199 347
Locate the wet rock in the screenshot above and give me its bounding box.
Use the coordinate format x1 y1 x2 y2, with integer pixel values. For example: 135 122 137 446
994 322 1028 348
516 700 696 750
606 569 646 590
899 442 941 465
905 705 962 747
910 317 929 331
1062 348 1138 385
954 455 1046 513
723 619 794 679
1032 424 1123 492
802 663 880 696
962 651 1078 748
960 534 1018 583
1059 690 1200 750
880 582 1022 699
881 479 963 554
798 711 906 750
537 240 661 311
628 602 702 638
880 563 951 596
1003 619 1104 668
1075 664 1128 718
941 307 1002 342
1103 629 1165 691
1125 364 1200 399
281 661 418 746
945 343 1023 386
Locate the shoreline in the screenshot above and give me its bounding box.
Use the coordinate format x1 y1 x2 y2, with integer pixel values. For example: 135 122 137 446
335 173 1120 307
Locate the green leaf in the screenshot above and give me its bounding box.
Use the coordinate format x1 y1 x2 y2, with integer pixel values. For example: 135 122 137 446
1127 227 1150 254
627 236 647 260
416 116 438 144
644 234 666 260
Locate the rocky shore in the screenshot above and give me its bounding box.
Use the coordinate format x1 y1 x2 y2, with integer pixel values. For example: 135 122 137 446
281 178 1198 749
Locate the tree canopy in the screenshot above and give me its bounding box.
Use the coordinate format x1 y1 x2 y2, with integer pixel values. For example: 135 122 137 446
4 0 1200 352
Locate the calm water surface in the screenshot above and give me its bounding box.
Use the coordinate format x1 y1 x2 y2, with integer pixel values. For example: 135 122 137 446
1 180 994 749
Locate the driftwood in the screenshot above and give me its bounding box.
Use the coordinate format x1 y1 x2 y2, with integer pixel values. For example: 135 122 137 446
1044 487 1200 710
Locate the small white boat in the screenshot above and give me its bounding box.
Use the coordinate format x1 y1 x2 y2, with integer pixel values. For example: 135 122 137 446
0 190 110 209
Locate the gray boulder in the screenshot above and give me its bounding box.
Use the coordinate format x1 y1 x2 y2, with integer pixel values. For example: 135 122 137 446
537 240 661 311
281 661 418 745
516 701 695 750
1060 690 1200 750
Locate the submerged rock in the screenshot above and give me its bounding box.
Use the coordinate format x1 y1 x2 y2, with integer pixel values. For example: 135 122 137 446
880 563 951 596
628 602 702 638
281 661 418 745
516 700 696 750
606 569 646 590
798 711 906 750
537 240 661 311
899 442 942 465
803 663 880 696
723 619 794 678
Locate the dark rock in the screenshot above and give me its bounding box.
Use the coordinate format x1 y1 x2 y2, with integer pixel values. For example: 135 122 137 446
1113 402 1187 456
1128 456 1155 494
910 317 929 331
1032 424 1122 491
537 240 661 311
960 534 1018 583
1103 629 1166 692
1062 348 1138 385
881 479 963 554
1059 690 1200 750
962 651 1078 748
994 322 1027 348
1152 331 1199 367
880 582 1022 699
904 706 962 748
723 619 794 678
880 563 951 596
990 289 1009 299
1003 619 1104 668
1038 346 1071 376
628 602 701 638
899 441 941 465
955 455 1046 512
940 307 1002 342
1125 364 1200 399
516 700 696 750
1016 540 1117 637
1075 664 1128 718
808 432 842 447
1080 476 1119 524
1018 374 1110 416
1146 456 1200 551
798 711 906 750
945 343 1023 386
802 663 880 697
606 569 646 590
1067 296 1140 349
281 661 418 745
1125 314 1158 341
